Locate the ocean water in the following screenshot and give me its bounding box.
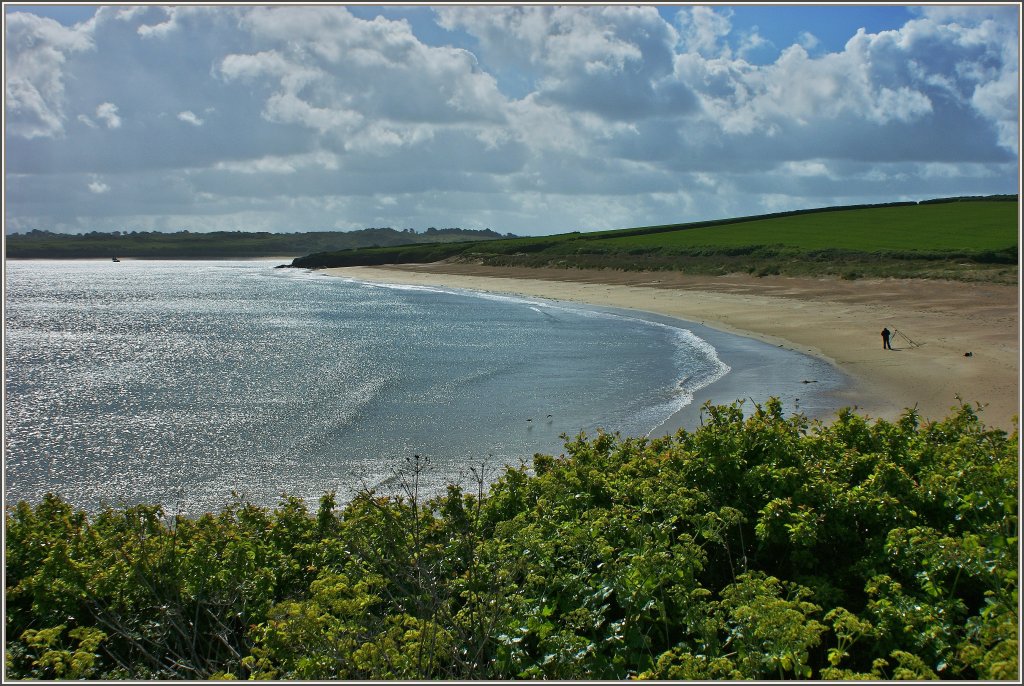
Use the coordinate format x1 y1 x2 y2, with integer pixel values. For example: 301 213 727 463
5 259 742 514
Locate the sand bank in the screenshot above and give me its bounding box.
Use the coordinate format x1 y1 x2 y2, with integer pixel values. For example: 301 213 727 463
324 264 1020 433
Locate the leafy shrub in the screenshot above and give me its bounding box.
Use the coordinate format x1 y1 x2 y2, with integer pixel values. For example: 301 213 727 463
5 401 1018 680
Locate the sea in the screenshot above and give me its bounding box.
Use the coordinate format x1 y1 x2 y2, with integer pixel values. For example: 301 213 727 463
3 259 844 515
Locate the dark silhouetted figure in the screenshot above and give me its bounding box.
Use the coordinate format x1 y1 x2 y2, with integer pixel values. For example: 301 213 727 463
881 327 892 350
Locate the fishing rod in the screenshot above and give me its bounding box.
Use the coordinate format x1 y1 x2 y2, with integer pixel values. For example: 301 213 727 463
892 328 922 348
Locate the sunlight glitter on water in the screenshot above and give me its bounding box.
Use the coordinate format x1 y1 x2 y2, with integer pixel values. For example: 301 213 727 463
5 260 735 515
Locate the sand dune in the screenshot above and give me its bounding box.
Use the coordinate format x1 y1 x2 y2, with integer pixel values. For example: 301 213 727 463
325 264 1020 433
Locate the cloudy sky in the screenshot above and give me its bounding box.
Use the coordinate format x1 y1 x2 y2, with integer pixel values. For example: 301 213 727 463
4 3 1019 235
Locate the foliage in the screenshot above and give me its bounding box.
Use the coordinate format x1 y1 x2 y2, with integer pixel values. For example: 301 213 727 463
4 400 1018 680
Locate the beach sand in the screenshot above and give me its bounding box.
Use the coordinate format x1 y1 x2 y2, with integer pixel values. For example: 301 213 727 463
324 264 1020 433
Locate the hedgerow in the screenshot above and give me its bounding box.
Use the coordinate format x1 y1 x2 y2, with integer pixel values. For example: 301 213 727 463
4 399 1018 680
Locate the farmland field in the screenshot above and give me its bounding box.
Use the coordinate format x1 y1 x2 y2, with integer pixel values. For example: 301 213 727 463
590 201 1017 252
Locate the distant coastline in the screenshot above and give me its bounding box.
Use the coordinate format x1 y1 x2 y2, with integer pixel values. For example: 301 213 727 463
3 226 511 260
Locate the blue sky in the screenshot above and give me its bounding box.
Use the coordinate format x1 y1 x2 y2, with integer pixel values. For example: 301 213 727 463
4 3 1019 235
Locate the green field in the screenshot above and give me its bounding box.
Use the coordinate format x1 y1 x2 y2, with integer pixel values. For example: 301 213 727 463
290 196 1019 282
592 202 1017 253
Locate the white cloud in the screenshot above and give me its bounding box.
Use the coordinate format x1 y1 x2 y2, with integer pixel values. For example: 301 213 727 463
671 10 1014 155
438 5 684 120
263 92 363 135
219 50 319 89
798 31 820 51
214 151 340 175
95 102 121 128
113 6 147 23
5 12 94 138
737 29 772 60
136 8 178 37
677 6 734 58
88 177 110 193
220 5 508 150
177 111 204 126
779 160 833 178
136 6 198 38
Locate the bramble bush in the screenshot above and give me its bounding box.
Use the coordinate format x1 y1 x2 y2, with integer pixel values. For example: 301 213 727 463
4 400 1018 680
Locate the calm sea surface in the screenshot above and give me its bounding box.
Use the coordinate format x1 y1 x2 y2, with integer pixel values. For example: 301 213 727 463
5 259 736 514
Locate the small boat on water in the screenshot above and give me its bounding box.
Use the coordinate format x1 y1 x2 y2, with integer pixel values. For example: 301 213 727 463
112 257 120 262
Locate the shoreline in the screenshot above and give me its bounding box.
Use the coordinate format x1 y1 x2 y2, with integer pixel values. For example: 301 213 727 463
323 264 1020 433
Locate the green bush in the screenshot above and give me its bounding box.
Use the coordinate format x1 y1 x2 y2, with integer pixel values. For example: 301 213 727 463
5 401 1018 679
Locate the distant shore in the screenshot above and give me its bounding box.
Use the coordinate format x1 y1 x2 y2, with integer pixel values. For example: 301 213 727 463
325 264 1020 433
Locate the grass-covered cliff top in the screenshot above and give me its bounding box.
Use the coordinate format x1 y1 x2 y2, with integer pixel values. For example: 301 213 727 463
5 399 1017 680
290 195 1019 282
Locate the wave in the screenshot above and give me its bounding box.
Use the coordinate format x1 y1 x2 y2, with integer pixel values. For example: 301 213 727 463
272 375 390 461
338 275 733 436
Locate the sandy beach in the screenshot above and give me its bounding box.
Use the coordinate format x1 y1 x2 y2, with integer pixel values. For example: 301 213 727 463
321 264 1020 433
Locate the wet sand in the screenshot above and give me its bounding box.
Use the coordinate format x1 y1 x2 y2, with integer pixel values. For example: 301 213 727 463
324 264 1020 433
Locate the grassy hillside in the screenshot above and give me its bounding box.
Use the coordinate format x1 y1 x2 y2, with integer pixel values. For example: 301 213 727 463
590 202 1016 252
290 196 1019 282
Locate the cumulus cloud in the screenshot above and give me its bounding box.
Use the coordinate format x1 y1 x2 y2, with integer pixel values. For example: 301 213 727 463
668 11 1017 163
136 6 180 38
5 11 94 138
676 5 734 58
95 102 121 128
218 4 509 156
3 4 1018 235
437 5 688 120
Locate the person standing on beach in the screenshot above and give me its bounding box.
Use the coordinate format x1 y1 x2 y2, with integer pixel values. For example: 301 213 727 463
881 327 892 350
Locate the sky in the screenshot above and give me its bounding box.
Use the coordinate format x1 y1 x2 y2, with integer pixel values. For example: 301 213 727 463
3 2 1020 236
